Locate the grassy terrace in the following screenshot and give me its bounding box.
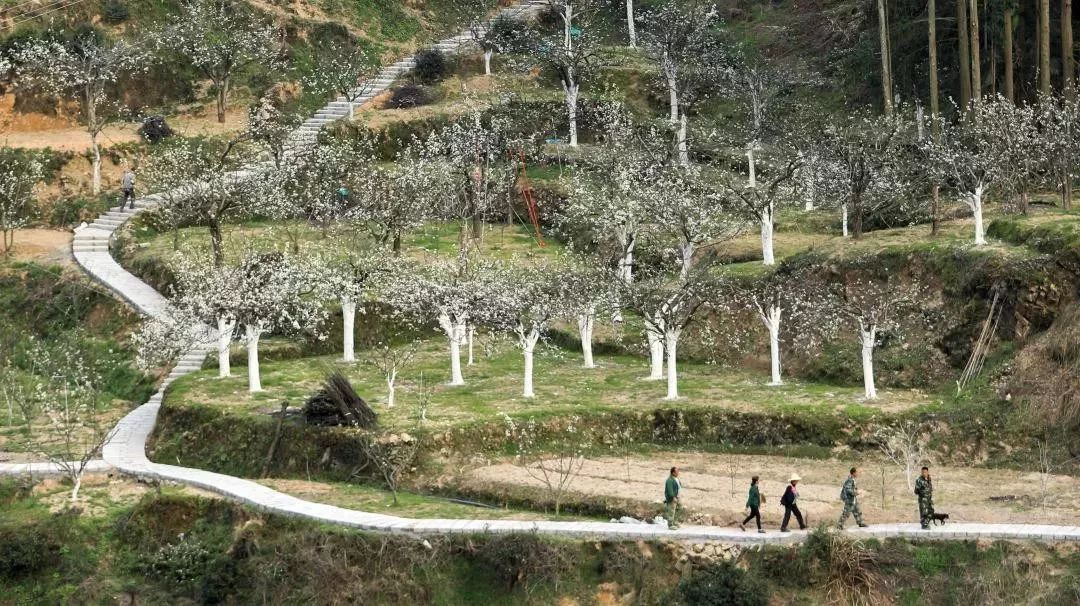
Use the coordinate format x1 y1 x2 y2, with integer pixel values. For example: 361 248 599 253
165 334 932 431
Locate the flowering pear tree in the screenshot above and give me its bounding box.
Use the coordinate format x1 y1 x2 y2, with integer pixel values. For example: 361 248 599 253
143 138 253 266
715 152 800 265
530 1 603 146
925 100 1009 246
486 263 569 398
303 40 378 120
246 96 304 169
165 0 282 123
417 111 520 250
640 1 723 164
980 97 1043 214
558 258 619 368
1037 91 1080 212
232 252 327 392
623 269 712 399
806 274 924 400
13 34 145 194
311 251 388 363
560 108 660 285
818 110 913 240
388 259 492 386
347 150 436 254
0 148 42 255
472 13 530 75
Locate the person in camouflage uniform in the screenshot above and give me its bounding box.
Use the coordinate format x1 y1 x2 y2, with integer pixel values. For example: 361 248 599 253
837 467 868 529
915 466 934 529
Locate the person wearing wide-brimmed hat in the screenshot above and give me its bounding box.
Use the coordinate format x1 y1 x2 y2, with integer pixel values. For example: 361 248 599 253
779 473 806 532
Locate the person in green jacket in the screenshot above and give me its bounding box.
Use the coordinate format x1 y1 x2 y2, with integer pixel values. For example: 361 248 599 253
664 467 681 529
739 476 765 533
915 466 934 529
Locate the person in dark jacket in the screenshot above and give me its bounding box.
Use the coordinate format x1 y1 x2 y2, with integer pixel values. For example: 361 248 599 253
663 467 681 529
120 168 136 210
740 476 765 533
780 473 806 532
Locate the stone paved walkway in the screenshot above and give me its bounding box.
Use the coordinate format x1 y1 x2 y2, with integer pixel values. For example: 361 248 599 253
17 1 1078 543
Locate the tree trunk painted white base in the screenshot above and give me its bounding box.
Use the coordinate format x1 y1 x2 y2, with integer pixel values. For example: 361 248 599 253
91 135 102 195
860 326 877 399
520 328 541 398
439 313 466 386
563 81 580 147
386 369 397 408
760 205 775 266
965 185 986 245
246 324 263 393
70 473 82 502
578 313 595 368
759 304 783 385
484 49 493 75
467 326 475 365
647 330 664 380
665 63 679 123
664 330 681 400
625 0 636 47
348 101 355 121
217 316 233 378
341 298 356 363
842 203 850 237
677 113 689 166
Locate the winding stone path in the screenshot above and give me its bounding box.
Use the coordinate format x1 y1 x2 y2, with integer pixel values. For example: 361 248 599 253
5 1 1080 544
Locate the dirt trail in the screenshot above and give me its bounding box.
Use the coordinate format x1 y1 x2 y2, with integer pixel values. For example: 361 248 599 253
470 452 1080 527
5 229 72 265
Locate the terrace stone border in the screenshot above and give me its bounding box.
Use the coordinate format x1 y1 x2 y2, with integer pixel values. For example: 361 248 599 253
14 0 1076 544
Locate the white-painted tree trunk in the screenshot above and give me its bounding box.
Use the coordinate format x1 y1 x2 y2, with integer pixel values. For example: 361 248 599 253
647 315 664 380
386 368 397 408
520 328 541 398
245 324 263 393
563 80 579 147
341 298 356 362
677 112 689 166
860 324 878 399
842 203 850 237
438 312 466 386
467 326 475 365
678 243 694 280
70 473 82 502
484 49 493 75
217 316 233 378
664 329 681 400
90 133 102 195
759 304 783 385
348 100 355 121
760 203 775 266
577 312 595 368
665 60 679 123
618 232 636 284
625 0 636 47
747 145 757 188
965 184 986 245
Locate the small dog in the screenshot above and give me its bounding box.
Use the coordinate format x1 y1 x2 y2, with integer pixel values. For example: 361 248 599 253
931 513 950 526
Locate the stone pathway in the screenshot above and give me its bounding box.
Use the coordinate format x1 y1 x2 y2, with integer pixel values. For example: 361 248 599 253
10 1 1077 544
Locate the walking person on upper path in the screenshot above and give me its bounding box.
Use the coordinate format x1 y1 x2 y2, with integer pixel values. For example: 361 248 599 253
740 475 765 533
664 466 682 530
120 167 136 210
779 473 806 532
837 467 869 530
915 466 934 530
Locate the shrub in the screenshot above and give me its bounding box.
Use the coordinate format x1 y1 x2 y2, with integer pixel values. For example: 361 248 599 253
413 48 447 84
473 534 574 592
0 524 62 579
138 115 174 144
801 528 882 605
101 0 129 24
384 84 437 109
677 560 768 606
